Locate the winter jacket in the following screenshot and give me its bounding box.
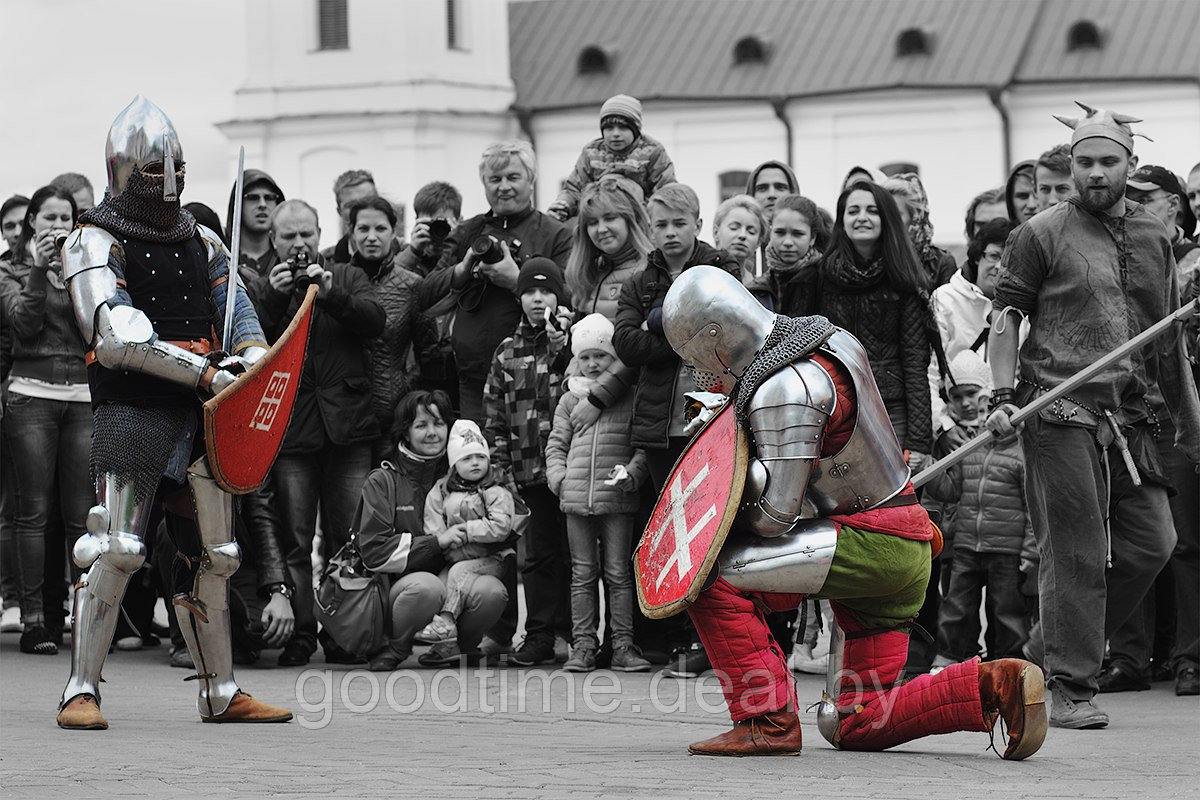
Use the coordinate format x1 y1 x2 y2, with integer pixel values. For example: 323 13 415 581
0 253 88 385
418 205 572 382
257 257 386 453
346 252 439 434
555 134 676 218
924 432 1031 556
810 257 934 453
545 384 648 515
483 316 571 487
424 473 517 561
613 242 741 449
577 254 644 322
928 271 993 433
354 448 448 578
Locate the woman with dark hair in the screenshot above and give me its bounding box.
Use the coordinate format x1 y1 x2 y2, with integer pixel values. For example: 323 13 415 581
813 181 933 465
0 185 87 655
770 193 831 315
354 390 508 671
345 196 438 465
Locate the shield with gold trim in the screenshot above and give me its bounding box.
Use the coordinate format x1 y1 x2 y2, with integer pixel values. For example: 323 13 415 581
203 285 317 494
635 401 749 618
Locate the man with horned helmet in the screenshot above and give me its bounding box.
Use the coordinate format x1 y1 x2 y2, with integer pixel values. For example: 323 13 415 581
657 265 1048 759
54 96 292 729
987 103 1200 728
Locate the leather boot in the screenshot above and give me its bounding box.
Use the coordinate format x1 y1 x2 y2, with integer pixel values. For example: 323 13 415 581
979 658 1048 760
56 694 109 730
687 709 802 756
201 691 293 724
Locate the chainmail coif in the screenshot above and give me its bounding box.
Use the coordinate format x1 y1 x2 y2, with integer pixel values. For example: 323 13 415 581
734 314 836 423
80 167 196 243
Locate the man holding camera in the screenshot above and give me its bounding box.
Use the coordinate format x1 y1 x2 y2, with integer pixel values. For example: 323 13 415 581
418 141 572 425
258 199 386 667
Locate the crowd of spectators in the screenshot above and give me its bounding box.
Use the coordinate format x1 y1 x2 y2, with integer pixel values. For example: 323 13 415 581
1 94 1197 704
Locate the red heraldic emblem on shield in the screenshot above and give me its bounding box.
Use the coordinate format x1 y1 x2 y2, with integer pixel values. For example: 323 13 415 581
635 401 749 618
203 285 317 494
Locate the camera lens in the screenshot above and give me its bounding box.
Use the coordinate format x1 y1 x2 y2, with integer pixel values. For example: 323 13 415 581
470 234 504 265
429 218 451 240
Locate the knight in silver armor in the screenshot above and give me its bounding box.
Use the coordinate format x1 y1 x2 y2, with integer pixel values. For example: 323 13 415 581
55 97 291 730
660 266 1046 760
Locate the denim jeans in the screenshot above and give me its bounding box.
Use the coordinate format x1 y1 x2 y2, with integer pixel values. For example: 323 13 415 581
937 549 1027 662
443 554 507 619
3 395 91 625
1023 416 1176 699
518 484 570 646
566 513 636 649
1 422 18 607
385 570 506 655
273 443 371 654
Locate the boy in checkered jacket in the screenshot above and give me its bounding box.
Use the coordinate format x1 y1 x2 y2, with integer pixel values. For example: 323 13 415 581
484 258 574 666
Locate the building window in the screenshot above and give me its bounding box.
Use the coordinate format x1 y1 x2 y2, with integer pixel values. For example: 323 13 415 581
317 0 348 51
719 171 751 202
578 46 611 75
1067 20 1102 51
896 27 931 57
733 36 769 65
447 0 468 51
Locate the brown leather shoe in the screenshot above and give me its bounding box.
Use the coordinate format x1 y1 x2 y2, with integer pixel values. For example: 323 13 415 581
979 658 1048 760
687 709 802 756
202 692 293 724
57 694 108 730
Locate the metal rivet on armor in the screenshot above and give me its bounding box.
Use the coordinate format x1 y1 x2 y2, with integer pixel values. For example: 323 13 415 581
151 270 155 275
151 296 155 301
183 295 188 300
175 253 180 258
146 253 151 258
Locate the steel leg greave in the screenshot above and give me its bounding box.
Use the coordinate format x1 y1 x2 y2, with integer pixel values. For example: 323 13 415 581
175 457 241 718
60 474 152 709
718 519 839 595
816 620 845 746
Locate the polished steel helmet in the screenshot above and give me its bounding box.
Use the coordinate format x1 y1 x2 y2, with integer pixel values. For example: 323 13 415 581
662 266 775 394
105 96 183 201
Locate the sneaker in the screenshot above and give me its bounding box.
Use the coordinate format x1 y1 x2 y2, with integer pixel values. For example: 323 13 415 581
170 646 195 669
368 647 410 672
789 643 830 675
415 615 457 645
0 605 22 633
508 637 555 667
563 643 598 673
1049 683 1109 729
479 636 513 658
664 644 710 678
611 643 652 672
19 625 58 655
417 638 464 667
554 635 571 664
115 635 144 651
1176 665 1199 697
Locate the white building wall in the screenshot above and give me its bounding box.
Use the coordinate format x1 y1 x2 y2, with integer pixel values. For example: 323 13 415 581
1007 83 1200 175
223 0 515 246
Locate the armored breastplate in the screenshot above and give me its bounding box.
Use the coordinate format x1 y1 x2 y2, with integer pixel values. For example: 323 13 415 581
122 235 212 341
88 231 212 408
805 329 911 515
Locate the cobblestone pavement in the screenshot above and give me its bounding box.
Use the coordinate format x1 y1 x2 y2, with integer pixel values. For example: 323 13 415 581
1 634 1197 799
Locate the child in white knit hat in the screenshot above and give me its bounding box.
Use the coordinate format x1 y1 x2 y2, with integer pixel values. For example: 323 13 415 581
547 93 676 222
545 313 651 673
416 419 520 666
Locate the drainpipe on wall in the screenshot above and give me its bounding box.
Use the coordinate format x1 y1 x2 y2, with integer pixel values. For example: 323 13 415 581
771 97 794 168
988 88 1013 174
514 106 539 204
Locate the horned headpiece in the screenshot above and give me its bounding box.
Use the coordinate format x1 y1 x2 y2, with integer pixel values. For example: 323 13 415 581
1053 101 1150 152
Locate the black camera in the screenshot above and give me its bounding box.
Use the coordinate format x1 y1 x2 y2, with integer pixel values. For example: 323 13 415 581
428 218 452 242
470 234 505 265
290 250 312 289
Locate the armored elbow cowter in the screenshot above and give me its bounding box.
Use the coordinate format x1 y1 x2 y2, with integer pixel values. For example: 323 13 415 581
741 360 835 536
62 226 210 389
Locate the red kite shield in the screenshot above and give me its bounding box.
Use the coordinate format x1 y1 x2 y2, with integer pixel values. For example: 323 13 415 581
635 401 749 618
203 285 317 494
